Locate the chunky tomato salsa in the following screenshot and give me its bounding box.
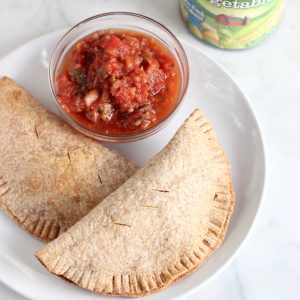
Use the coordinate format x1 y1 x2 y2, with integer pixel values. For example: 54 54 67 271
56 30 180 134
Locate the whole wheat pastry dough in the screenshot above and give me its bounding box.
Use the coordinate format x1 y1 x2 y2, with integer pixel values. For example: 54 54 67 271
0 77 137 242
36 109 234 297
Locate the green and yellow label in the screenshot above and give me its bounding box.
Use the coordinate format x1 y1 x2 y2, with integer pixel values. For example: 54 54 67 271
179 0 285 49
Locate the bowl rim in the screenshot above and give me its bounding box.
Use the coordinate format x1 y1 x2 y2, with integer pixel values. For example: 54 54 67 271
48 12 189 142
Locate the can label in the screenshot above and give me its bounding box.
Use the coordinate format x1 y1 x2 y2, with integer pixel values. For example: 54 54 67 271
179 0 285 49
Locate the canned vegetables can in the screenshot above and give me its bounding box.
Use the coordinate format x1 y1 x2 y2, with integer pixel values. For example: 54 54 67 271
179 0 285 49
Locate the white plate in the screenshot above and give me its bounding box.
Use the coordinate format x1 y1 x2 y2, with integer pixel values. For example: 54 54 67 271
0 29 265 300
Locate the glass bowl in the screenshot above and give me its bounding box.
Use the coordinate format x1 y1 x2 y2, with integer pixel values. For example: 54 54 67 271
49 12 189 143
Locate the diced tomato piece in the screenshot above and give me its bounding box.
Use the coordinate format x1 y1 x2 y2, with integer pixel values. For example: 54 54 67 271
103 56 124 77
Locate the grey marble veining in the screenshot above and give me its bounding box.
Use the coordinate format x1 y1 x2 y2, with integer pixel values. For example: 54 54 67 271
0 0 299 299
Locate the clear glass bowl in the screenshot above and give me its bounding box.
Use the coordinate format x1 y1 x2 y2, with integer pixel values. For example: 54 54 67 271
49 12 189 143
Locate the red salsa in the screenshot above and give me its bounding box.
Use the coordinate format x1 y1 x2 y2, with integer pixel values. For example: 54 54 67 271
56 30 180 134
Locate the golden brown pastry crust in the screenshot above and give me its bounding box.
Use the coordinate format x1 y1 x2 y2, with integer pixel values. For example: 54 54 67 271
0 77 137 242
36 109 234 297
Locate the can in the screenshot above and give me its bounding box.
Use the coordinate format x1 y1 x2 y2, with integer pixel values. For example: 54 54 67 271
179 0 285 49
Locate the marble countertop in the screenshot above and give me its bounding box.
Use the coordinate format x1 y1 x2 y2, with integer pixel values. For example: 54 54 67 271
0 0 299 299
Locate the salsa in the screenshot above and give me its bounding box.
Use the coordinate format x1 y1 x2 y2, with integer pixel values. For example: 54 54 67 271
56 30 180 135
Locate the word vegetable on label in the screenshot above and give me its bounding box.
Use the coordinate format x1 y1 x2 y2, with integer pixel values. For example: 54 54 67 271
179 0 285 49
209 0 274 9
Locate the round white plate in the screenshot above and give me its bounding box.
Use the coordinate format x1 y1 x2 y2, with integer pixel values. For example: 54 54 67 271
0 29 265 300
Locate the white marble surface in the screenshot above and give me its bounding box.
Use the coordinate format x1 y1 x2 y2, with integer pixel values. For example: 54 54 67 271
0 0 299 299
